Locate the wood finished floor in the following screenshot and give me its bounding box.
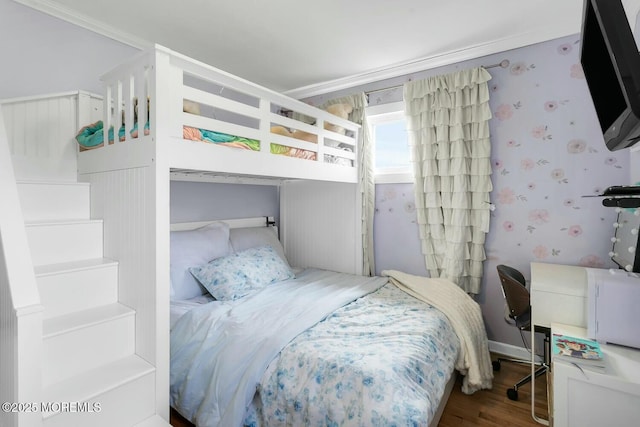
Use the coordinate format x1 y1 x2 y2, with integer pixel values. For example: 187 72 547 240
438 355 548 427
170 353 548 426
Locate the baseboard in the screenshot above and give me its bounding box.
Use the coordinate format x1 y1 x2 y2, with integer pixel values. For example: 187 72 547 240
488 340 543 363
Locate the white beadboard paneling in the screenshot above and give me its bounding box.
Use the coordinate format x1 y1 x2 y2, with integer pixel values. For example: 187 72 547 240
81 167 157 361
0 235 17 427
81 163 171 420
2 92 79 181
281 181 362 275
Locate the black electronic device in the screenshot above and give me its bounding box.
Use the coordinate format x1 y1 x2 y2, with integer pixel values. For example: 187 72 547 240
580 0 640 151
602 185 640 196
603 198 640 208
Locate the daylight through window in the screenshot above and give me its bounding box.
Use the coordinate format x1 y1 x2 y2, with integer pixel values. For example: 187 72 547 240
367 102 412 183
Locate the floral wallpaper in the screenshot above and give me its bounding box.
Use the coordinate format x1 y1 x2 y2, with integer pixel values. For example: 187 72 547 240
373 185 428 278
370 35 630 344
481 36 632 342
486 37 628 272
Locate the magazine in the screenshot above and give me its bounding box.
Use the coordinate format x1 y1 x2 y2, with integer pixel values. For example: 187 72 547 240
552 333 605 368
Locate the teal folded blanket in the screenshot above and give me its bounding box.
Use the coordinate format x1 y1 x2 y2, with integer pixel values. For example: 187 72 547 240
75 121 150 148
75 121 119 147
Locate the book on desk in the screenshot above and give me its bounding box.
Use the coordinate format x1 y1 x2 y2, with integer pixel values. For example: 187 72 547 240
552 333 605 368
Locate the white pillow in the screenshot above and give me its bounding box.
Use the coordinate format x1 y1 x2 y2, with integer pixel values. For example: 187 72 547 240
229 226 290 267
170 222 232 300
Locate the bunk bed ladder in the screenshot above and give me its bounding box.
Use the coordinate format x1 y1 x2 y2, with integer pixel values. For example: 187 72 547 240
0 93 168 425
17 179 163 426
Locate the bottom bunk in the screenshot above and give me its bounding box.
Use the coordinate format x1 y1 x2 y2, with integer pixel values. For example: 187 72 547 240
168 219 492 427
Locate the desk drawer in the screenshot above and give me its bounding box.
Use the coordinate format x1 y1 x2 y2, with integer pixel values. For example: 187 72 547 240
553 359 640 427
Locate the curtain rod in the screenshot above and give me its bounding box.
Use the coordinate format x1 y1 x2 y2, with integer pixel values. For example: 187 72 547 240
365 59 510 97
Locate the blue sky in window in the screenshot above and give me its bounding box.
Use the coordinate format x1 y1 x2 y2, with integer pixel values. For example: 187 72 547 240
375 120 410 169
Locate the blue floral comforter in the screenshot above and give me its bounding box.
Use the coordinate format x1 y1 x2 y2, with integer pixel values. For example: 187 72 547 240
170 268 459 427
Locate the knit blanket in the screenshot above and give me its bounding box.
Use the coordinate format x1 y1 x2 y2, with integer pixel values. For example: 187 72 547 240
382 270 494 394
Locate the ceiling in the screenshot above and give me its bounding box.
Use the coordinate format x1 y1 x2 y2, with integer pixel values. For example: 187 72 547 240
17 0 587 96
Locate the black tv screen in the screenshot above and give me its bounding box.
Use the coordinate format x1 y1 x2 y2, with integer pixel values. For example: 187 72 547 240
580 0 640 151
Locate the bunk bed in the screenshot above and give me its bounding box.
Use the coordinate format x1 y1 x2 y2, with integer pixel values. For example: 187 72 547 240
3 45 492 426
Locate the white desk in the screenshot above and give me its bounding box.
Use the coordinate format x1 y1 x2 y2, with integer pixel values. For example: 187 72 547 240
551 323 640 427
529 262 589 425
530 263 640 426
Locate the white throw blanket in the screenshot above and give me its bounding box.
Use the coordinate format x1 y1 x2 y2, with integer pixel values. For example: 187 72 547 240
383 269 494 394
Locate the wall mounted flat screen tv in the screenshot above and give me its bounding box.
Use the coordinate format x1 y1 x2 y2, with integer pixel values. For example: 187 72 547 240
580 0 640 151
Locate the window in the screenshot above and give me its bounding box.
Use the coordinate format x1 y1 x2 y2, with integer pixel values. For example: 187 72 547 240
366 102 412 183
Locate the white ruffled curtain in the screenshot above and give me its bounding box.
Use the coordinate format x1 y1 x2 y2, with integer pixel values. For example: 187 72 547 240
403 67 493 294
321 93 375 276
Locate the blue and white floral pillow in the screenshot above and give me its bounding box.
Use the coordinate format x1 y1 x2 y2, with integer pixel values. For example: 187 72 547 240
189 245 294 301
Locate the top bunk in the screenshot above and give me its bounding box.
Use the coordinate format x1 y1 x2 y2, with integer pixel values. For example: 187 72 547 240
77 45 360 183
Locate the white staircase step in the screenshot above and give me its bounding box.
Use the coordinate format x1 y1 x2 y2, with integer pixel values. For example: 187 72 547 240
18 177 161 425
42 355 156 427
134 415 172 426
43 304 135 387
26 219 103 266
36 258 118 319
17 180 90 222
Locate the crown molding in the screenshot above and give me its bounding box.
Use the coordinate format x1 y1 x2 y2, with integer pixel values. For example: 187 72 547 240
284 27 579 100
13 0 151 50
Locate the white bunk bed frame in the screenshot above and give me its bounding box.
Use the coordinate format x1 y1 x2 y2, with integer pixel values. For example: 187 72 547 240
75 45 365 420
79 44 360 182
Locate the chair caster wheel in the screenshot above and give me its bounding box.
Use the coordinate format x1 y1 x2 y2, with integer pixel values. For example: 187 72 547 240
492 360 501 371
507 388 518 401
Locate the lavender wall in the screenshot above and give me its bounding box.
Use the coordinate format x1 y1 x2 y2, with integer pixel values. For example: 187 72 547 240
0 0 139 99
307 35 631 347
170 181 279 224
374 184 428 277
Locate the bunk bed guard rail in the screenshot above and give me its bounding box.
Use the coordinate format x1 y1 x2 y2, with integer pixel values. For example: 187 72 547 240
80 44 360 183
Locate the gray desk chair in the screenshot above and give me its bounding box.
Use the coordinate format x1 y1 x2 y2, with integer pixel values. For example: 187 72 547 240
492 264 550 401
